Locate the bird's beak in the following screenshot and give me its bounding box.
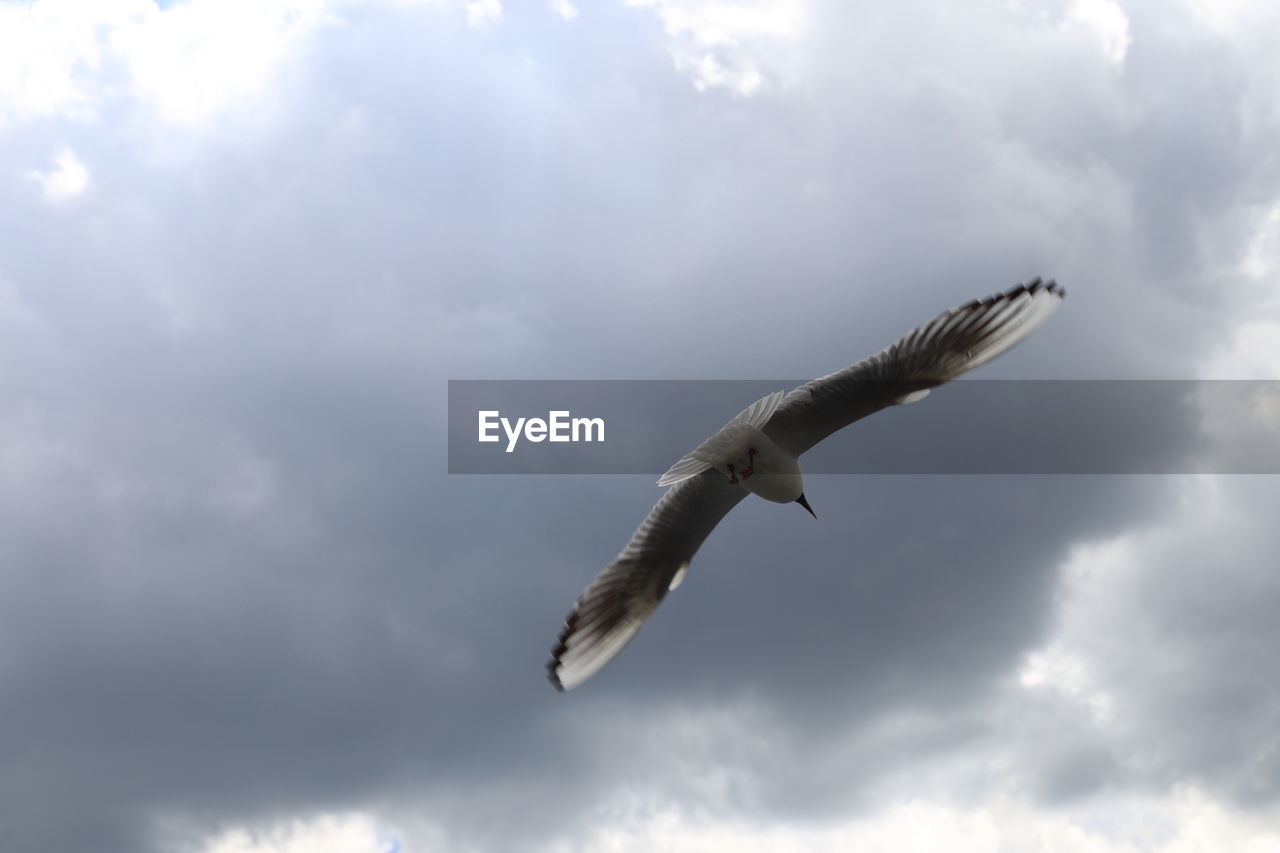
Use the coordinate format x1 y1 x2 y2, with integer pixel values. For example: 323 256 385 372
795 493 816 518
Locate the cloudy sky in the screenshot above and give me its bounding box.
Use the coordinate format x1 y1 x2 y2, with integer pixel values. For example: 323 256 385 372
3 0 1280 850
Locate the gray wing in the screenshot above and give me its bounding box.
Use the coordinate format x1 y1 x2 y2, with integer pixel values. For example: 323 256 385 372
764 278 1065 457
547 470 748 691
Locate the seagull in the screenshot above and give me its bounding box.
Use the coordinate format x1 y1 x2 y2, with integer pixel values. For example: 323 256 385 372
547 278 1065 691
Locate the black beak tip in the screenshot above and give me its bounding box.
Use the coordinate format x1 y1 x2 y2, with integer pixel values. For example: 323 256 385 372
796 493 816 518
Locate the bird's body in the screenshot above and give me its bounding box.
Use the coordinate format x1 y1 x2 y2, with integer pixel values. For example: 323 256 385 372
547 278 1065 691
662 389 804 505
706 424 804 505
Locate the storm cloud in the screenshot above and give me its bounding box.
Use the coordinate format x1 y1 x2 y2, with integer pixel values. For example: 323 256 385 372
2 0 1279 850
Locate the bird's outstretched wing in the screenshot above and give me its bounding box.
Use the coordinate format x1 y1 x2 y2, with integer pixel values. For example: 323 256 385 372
547 278 1064 691
764 278 1065 456
547 470 748 691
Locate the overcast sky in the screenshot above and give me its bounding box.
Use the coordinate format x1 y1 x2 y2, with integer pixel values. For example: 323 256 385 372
2 0 1280 851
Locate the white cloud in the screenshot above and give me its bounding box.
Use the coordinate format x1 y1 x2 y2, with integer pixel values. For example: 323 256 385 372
553 788 1280 853
3 0 523 126
1241 203 1280 282
626 0 806 96
1019 641 1114 725
1067 0 1131 65
1203 319 1280 378
549 0 578 20
109 0 335 124
465 0 502 27
0 0 139 122
1203 320 1280 376
193 814 402 853
30 145 90 201
1200 203 1280 379
0 0 338 125
1014 476 1280 794
1184 0 1280 39
181 790 1280 853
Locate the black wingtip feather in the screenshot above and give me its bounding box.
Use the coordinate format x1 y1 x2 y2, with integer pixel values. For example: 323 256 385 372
547 611 577 692
984 276 1065 304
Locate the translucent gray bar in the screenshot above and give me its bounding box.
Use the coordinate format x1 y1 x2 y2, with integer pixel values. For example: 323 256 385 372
447 380 1280 475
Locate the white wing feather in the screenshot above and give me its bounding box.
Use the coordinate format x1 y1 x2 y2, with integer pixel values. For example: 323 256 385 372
548 471 748 690
656 390 786 486
764 278 1065 456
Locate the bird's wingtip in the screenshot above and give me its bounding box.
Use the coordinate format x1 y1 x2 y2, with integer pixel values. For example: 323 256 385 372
1026 276 1065 300
547 623 572 691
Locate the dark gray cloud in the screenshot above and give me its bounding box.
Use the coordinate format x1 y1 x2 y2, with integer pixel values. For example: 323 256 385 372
1 0 1278 850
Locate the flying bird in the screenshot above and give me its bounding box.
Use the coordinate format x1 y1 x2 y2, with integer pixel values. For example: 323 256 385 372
547 278 1065 691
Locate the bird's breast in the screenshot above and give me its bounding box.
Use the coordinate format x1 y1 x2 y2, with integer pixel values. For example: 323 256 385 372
714 428 804 504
